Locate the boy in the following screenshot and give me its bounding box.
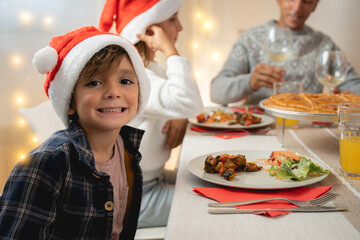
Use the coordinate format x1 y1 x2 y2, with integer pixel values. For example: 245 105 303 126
0 26 150 239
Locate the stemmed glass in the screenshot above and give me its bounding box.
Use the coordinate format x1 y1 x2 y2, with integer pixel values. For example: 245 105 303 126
264 26 294 147
263 25 293 64
315 50 347 94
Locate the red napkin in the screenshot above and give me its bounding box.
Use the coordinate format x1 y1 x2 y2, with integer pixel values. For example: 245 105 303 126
194 186 332 217
231 106 263 114
190 126 250 139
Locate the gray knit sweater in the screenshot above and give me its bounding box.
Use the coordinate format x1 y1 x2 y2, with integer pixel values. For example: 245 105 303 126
211 20 360 105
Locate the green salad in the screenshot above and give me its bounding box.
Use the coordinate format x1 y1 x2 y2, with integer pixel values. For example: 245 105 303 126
269 155 330 181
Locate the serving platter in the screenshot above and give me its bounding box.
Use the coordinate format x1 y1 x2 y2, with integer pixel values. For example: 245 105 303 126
259 99 338 122
187 150 330 190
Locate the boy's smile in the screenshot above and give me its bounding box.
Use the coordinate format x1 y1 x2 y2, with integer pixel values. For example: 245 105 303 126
69 56 139 134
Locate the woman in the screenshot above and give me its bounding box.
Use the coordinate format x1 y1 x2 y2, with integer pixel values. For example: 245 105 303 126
99 0 203 228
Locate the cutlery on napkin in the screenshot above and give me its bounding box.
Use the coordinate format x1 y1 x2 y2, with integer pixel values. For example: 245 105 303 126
208 206 347 214
193 186 333 217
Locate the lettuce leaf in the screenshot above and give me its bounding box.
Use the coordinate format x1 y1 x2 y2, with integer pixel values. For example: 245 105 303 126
269 157 330 181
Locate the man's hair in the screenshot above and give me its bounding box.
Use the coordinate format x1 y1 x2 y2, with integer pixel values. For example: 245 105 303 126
78 44 130 83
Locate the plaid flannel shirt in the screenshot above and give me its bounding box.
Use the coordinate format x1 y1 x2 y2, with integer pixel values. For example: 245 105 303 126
0 120 144 240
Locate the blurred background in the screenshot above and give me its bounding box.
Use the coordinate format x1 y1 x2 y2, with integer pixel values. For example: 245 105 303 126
1 0 359 191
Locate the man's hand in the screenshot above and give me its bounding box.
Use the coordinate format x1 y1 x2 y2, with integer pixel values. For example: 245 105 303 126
332 87 352 94
249 63 285 91
162 119 188 149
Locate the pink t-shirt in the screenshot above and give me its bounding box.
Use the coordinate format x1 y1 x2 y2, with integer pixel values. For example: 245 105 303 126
95 136 128 239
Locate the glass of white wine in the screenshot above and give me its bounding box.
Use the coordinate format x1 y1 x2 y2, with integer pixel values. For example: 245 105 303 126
315 50 347 94
264 25 293 64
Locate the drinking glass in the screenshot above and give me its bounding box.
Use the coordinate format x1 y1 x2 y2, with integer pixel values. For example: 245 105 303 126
264 25 293 64
338 103 360 179
315 50 347 94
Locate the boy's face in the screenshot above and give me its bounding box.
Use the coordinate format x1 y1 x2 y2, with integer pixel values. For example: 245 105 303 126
68 56 139 133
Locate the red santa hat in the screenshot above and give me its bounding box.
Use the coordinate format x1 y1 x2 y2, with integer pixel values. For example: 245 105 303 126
32 26 150 127
99 0 182 44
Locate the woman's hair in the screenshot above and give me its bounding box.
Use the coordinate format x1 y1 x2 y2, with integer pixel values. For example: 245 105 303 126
135 41 150 67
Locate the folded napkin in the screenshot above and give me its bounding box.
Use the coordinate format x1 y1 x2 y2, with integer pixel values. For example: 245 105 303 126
190 126 270 139
194 186 332 217
190 126 249 138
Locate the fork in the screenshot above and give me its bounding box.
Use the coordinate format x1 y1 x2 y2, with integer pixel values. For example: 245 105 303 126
208 192 336 208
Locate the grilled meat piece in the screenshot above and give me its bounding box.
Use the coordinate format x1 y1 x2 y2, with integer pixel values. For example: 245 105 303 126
223 168 236 181
244 162 263 172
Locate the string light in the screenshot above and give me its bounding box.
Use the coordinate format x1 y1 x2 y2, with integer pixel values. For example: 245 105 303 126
195 72 200 78
19 11 34 25
43 16 54 26
19 119 26 126
196 13 202 19
193 42 199 49
204 21 212 30
14 93 25 106
212 52 220 61
13 56 21 65
32 137 38 143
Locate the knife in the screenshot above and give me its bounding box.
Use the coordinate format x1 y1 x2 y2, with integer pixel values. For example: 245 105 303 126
208 206 347 214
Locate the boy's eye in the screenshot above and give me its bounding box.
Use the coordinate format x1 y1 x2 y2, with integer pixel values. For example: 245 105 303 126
120 79 133 85
86 80 101 87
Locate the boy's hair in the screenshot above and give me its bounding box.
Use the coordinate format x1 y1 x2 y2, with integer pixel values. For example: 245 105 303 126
79 44 130 83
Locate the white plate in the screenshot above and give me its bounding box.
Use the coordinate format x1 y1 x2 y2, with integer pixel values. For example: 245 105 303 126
187 150 330 190
188 113 274 129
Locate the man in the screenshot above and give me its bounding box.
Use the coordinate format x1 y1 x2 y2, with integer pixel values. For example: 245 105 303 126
211 0 360 105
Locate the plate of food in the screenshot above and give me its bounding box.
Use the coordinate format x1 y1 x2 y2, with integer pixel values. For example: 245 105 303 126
259 92 360 122
187 150 330 190
189 109 274 129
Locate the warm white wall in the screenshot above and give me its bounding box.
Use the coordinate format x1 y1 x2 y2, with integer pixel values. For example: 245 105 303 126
307 0 360 74
178 0 360 106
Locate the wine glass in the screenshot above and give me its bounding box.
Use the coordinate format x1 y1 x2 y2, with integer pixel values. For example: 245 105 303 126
315 50 347 94
263 25 293 64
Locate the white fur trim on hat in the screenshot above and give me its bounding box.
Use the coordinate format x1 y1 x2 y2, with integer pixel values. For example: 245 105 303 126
121 0 182 44
47 35 150 127
32 46 58 74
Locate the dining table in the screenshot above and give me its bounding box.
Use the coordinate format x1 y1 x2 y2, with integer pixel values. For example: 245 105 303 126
165 111 360 240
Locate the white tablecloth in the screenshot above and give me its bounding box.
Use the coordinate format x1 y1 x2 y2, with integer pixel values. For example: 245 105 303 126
165 124 360 240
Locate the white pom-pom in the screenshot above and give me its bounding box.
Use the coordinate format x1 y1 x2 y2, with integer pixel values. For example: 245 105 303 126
32 46 58 74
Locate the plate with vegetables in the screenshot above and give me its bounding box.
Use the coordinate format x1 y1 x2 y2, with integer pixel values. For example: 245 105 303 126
189 109 274 129
187 150 330 190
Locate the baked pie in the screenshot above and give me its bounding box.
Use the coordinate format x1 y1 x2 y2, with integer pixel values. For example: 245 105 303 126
264 93 360 114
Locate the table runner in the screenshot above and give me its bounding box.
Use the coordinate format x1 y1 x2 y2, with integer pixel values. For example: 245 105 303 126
273 122 360 232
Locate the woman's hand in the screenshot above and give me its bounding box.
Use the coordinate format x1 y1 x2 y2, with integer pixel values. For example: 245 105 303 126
136 25 179 58
162 119 188 149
